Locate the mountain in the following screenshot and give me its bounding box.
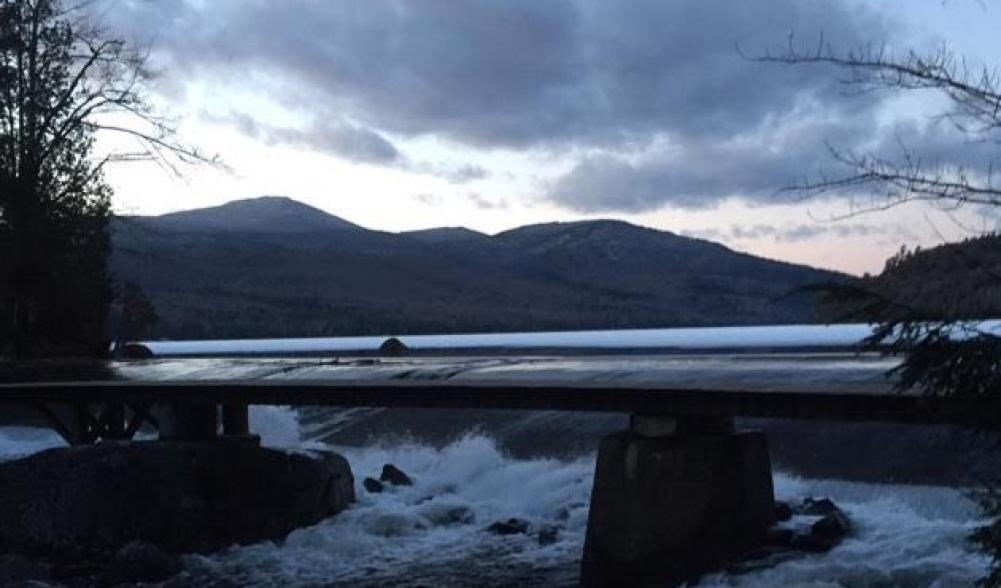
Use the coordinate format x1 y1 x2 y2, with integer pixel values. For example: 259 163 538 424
142 196 359 233
402 227 488 244
111 196 845 340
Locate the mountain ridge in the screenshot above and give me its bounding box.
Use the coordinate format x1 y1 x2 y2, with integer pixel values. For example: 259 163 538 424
111 196 845 339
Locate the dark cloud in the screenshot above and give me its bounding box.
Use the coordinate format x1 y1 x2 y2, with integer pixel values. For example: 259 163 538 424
206 112 488 183
112 0 884 147
211 112 400 165
110 0 992 213
547 115 1000 212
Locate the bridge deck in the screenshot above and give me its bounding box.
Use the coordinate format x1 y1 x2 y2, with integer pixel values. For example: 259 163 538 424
0 354 988 425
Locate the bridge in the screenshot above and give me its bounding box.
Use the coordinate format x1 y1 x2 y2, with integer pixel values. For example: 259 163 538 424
0 327 997 587
0 354 984 441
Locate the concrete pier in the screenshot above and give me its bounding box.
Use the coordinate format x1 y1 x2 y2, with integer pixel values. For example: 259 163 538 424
580 416 774 587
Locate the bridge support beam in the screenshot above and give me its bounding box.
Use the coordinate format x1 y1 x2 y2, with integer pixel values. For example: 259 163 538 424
580 415 774 587
156 403 218 442
222 402 250 436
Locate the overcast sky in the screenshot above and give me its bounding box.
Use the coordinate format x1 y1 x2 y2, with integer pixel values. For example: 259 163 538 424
96 0 1000 275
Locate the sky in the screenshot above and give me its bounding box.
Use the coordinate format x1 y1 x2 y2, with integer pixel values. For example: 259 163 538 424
94 0 1000 276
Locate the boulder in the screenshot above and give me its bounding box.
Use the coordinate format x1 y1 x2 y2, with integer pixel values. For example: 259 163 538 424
811 510 852 540
537 525 560 546
380 464 413 486
764 527 794 547
421 503 475 527
798 497 841 517
363 477 385 494
0 441 354 556
486 518 530 536
0 554 52 584
116 343 154 360
379 337 408 357
105 541 180 584
773 501 793 522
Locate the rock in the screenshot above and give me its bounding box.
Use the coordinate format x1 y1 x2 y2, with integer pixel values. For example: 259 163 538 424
363 477 385 494
790 532 839 553
0 554 52 584
380 463 413 486
379 337 408 357
116 343 154 359
764 527 794 547
786 511 852 553
537 525 560 546
105 541 180 584
798 497 841 517
811 510 852 540
486 518 530 536
773 501 793 522
421 503 475 527
0 441 354 556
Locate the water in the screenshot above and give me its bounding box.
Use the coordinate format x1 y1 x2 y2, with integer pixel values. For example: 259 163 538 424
0 407 990 587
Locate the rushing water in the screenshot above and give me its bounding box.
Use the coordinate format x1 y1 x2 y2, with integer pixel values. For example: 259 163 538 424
0 406 990 587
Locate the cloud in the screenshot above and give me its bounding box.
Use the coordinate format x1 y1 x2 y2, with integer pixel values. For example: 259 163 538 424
214 112 400 165
209 112 489 183
409 162 490 184
110 0 997 213
467 193 508 210
683 222 921 244
112 0 885 150
546 114 1000 212
412 193 443 206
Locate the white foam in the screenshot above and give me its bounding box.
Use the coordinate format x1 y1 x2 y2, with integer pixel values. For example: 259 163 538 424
249 406 302 448
0 427 65 461
183 435 593 586
0 407 988 586
702 476 989 587
179 428 990 587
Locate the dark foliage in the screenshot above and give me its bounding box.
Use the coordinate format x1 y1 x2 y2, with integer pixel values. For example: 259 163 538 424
764 33 1001 584
0 0 207 357
0 0 113 357
117 281 157 343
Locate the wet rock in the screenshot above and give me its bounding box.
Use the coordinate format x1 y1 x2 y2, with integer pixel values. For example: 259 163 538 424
116 343 154 359
486 518 530 536
764 527 794 547
0 554 52 584
379 337 408 357
812 510 852 540
785 510 852 553
363 477 385 494
422 503 475 527
0 441 354 555
790 532 839 553
798 497 841 517
537 525 560 546
773 500 793 522
105 541 181 584
380 464 413 486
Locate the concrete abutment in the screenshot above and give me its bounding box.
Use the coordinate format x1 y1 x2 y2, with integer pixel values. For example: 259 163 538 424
581 416 774 587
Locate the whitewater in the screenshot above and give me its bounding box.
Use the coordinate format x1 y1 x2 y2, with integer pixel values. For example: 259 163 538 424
0 407 989 587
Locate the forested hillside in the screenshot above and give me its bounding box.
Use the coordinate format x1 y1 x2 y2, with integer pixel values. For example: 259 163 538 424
111 197 843 340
